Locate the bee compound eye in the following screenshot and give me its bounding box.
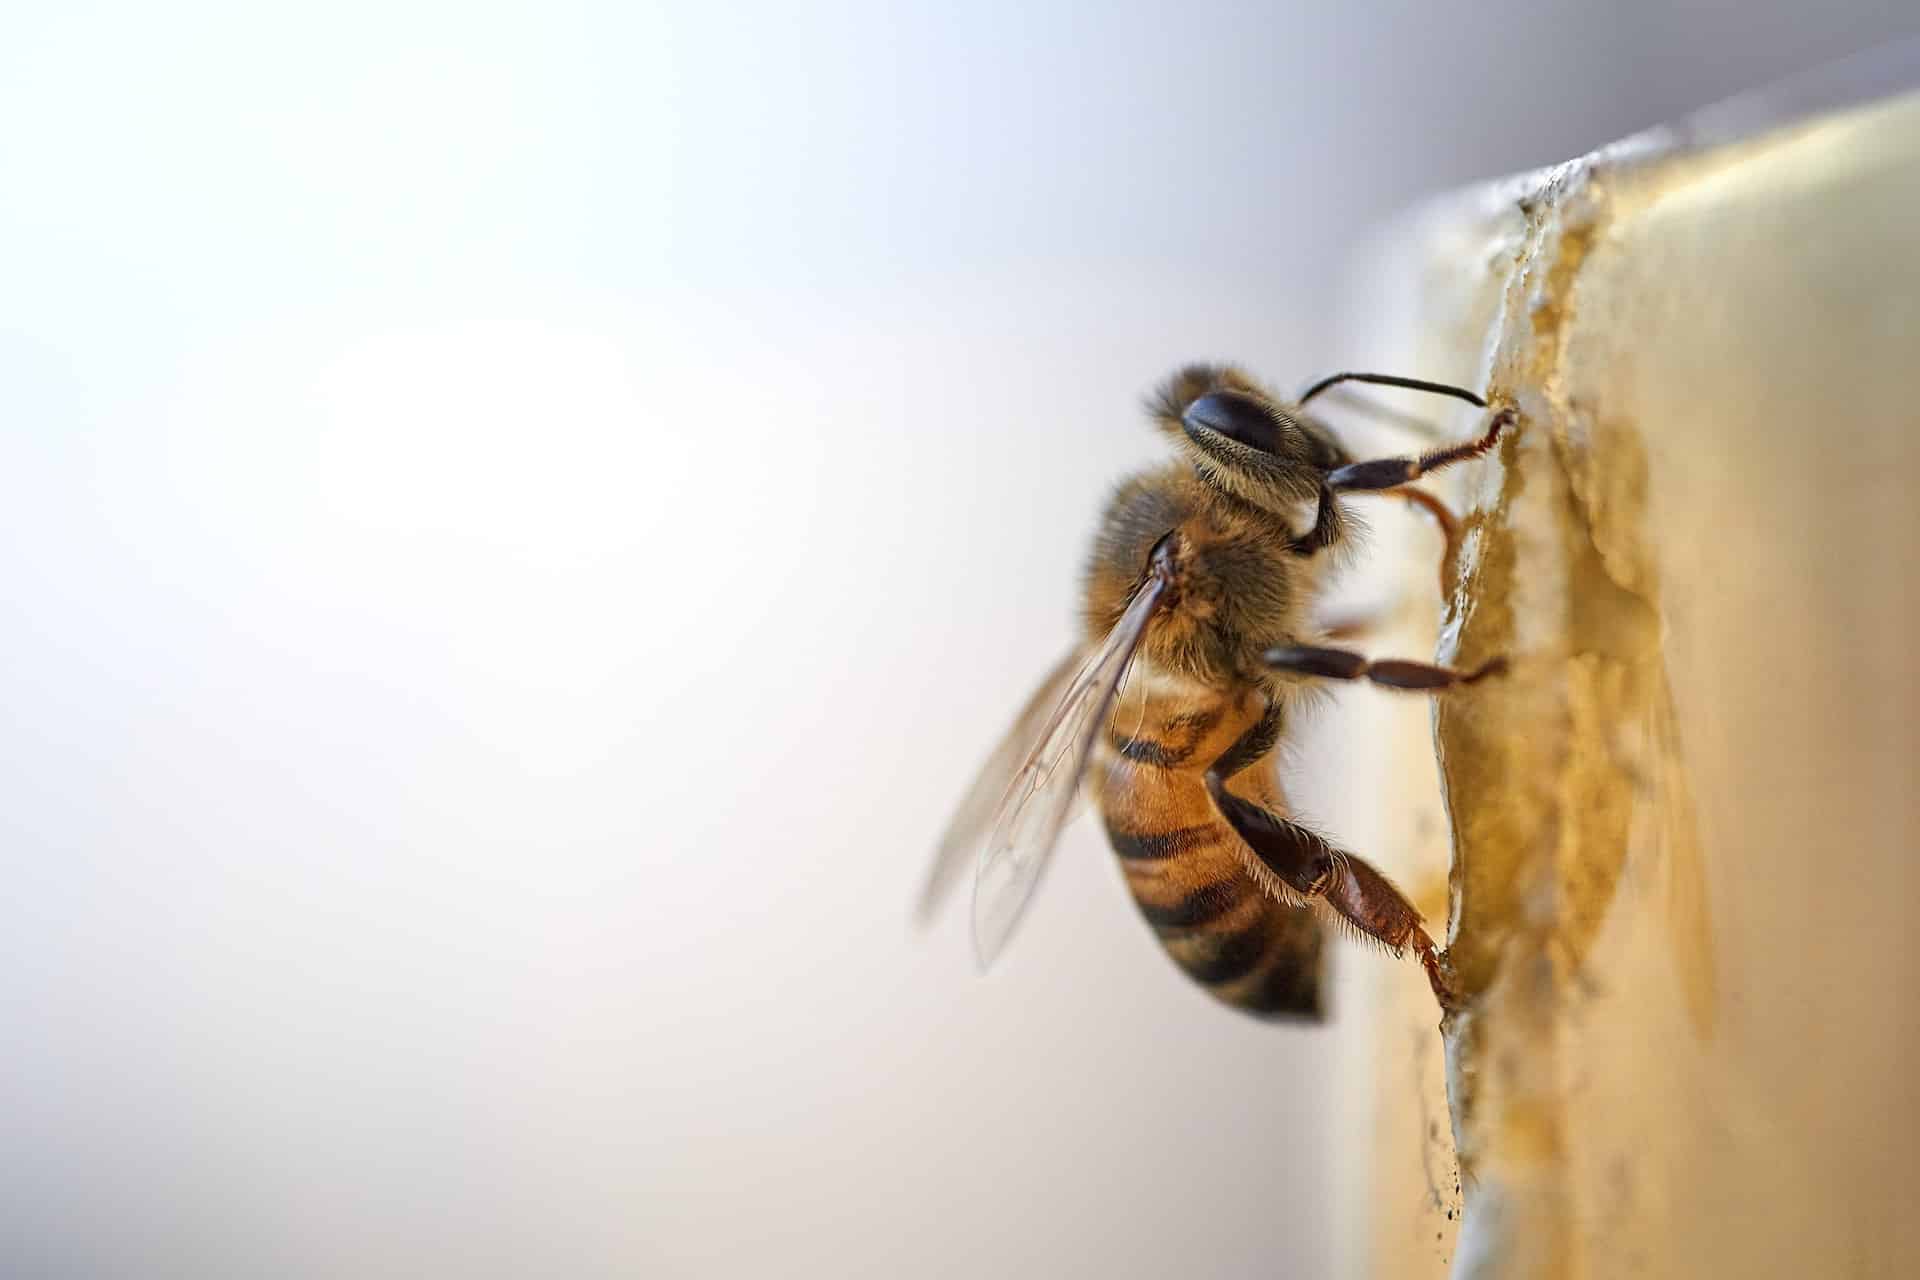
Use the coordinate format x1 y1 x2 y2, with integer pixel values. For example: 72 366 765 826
1182 391 1277 452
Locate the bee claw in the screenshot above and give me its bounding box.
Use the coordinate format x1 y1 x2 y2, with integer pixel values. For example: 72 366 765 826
1421 942 1463 1015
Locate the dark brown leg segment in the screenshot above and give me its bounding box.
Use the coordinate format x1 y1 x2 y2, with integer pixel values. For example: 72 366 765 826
1326 406 1516 493
1205 775 1336 897
1328 857 1454 1010
1265 645 1508 690
1320 851 1446 994
1288 485 1342 557
1290 405 1511 559
1204 733 1453 1011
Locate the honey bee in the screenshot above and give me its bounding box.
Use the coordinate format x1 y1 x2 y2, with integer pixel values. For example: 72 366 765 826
924 365 1514 1018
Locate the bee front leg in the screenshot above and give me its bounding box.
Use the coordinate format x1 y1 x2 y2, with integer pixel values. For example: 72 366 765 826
1391 485 1461 596
1326 406 1516 493
1289 408 1511 558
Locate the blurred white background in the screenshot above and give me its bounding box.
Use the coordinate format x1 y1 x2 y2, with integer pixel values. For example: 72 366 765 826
3 3 1914 1277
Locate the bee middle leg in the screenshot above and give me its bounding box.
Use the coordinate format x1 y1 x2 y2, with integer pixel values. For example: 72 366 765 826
1265 645 1507 690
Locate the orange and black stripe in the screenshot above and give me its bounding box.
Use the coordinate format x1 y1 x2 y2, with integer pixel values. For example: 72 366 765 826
1097 690 1325 1021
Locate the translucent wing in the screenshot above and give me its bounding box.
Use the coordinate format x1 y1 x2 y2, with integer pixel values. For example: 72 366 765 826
918 650 1084 926
972 569 1169 967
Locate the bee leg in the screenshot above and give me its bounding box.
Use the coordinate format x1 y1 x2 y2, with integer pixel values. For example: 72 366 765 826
1326 406 1516 493
1322 851 1458 1012
1312 487 1459 609
1205 765 1455 1010
1264 646 1508 690
1205 773 1338 898
1290 409 1509 557
1288 485 1344 556
1390 485 1461 596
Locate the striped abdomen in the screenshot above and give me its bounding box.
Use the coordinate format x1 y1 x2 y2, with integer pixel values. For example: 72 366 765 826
1093 682 1325 1019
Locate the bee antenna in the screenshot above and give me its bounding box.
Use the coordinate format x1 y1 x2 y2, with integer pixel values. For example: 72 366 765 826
1296 371 1488 409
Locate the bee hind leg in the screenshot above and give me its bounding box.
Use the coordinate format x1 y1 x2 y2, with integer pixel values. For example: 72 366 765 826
1204 752 1456 1013
1322 850 1459 1014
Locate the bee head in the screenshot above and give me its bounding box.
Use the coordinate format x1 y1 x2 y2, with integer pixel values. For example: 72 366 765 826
1148 364 1348 515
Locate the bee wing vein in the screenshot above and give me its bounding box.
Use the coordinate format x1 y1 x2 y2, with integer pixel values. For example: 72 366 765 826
918 650 1084 925
971 574 1167 966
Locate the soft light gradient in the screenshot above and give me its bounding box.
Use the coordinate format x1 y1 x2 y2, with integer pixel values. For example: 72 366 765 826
3 4 1914 1276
